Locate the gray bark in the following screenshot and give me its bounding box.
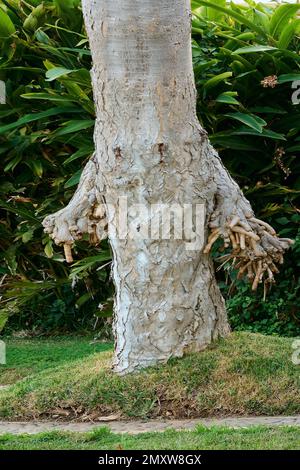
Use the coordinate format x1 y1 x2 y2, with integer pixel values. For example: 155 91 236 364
43 0 292 374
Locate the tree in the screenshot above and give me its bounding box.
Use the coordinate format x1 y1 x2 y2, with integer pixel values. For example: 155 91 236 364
43 0 293 374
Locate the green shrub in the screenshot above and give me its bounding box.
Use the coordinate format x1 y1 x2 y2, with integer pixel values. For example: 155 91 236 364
0 0 112 333
192 0 300 336
0 0 299 335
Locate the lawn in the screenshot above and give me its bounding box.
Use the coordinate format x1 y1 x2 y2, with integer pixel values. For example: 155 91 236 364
1 425 300 450
0 332 299 420
0 336 112 385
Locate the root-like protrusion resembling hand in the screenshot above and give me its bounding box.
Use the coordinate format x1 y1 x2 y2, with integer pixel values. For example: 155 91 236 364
204 211 293 292
43 202 108 263
204 143 294 293
42 157 107 263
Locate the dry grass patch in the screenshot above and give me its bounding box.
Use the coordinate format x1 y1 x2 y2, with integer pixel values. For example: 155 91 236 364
0 332 299 420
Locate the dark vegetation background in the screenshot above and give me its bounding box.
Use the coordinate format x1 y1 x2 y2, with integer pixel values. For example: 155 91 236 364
0 0 299 336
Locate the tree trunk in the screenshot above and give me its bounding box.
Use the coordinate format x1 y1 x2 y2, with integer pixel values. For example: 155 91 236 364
43 0 293 374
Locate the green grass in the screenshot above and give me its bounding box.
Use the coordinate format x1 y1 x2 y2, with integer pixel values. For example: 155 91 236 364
0 336 112 384
0 426 299 450
0 332 299 420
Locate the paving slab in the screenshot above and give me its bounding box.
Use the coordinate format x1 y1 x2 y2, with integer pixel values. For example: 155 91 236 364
0 416 299 435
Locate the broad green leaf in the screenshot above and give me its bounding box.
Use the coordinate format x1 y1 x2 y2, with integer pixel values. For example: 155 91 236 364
225 113 267 133
54 47 91 56
63 146 94 165
21 93 75 103
253 8 270 34
192 26 203 35
0 9 16 37
210 135 262 151
64 169 82 188
219 91 238 97
22 230 34 244
76 292 93 308
278 74 300 84
215 93 239 105
277 19 300 49
0 107 81 135
204 72 232 90
224 32 256 51
230 60 246 76
44 241 54 258
233 46 277 55
53 120 94 137
269 4 300 39
27 160 44 178
200 0 226 22
53 0 82 30
46 67 77 81
35 30 52 45
70 253 112 277
276 216 290 225
54 0 81 11
231 127 286 141
76 38 89 47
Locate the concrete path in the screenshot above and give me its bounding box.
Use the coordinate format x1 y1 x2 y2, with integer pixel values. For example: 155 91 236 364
0 416 299 435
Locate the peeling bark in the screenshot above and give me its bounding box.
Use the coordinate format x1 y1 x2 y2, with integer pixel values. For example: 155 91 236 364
43 0 292 374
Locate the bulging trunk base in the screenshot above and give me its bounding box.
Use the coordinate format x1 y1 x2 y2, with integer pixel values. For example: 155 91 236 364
112 237 230 375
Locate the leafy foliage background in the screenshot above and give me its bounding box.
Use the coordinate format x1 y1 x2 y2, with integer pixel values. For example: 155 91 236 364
0 0 299 335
